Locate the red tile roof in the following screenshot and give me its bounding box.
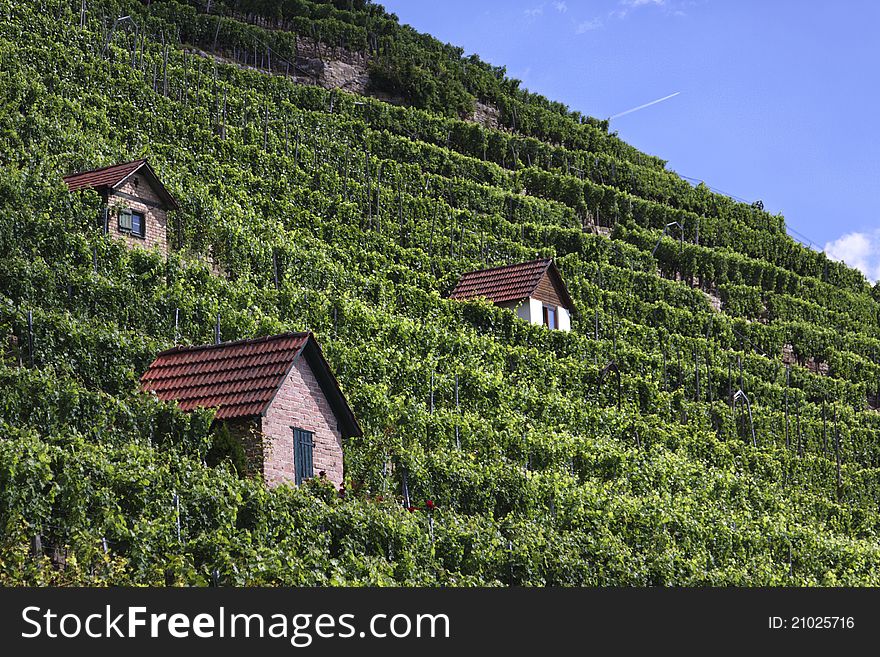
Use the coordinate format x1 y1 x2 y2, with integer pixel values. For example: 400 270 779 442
140 332 362 437
141 333 309 419
449 258 573 309
63 159 147 192
63 159 179 210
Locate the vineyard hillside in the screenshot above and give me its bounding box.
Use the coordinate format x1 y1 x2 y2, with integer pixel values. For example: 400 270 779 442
3 0 880 585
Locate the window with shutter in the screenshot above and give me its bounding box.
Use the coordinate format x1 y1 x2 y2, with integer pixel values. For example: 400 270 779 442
293 428 314 485
542 305 557 329
118 207 133 232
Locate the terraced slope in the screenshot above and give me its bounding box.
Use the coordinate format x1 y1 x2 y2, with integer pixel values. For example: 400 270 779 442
2 0 880 585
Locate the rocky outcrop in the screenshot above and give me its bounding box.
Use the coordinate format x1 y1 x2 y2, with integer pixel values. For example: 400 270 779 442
471 101 500 130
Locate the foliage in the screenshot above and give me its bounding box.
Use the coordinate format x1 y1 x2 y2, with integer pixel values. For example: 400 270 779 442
1 0 880 586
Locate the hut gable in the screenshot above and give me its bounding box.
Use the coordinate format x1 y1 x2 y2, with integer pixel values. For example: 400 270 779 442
449 258 574 331
261 352 345 487
63 159 178 256
533 269 566 307
140 332 360 488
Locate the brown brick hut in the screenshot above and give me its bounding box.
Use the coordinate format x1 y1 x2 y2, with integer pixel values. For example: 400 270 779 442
63 159 178 256
140 332 361 488
449 258 574 331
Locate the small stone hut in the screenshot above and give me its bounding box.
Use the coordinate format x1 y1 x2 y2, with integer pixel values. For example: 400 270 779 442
140 332 361 488
449 258 575 331
63 158 178 256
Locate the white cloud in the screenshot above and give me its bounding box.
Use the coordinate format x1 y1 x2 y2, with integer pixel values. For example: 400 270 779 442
524 4 544 18
613 0 677 19
553 1 568 12
824 230 880 282
623 0 666 6
576 17 603 33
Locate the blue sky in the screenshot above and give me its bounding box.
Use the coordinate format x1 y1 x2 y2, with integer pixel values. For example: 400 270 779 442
379 0 880 281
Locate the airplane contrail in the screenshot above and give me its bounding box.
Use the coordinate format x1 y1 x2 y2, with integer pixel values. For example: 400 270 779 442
609 91 680 120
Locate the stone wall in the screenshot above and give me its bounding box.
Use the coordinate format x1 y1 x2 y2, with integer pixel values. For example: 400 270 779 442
107 176 168 257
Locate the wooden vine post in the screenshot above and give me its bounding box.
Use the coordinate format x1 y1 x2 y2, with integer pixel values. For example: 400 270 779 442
833 407 842 501
784 366 790 450
733 389 756 447
454 373 460 449
599 360 621 411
